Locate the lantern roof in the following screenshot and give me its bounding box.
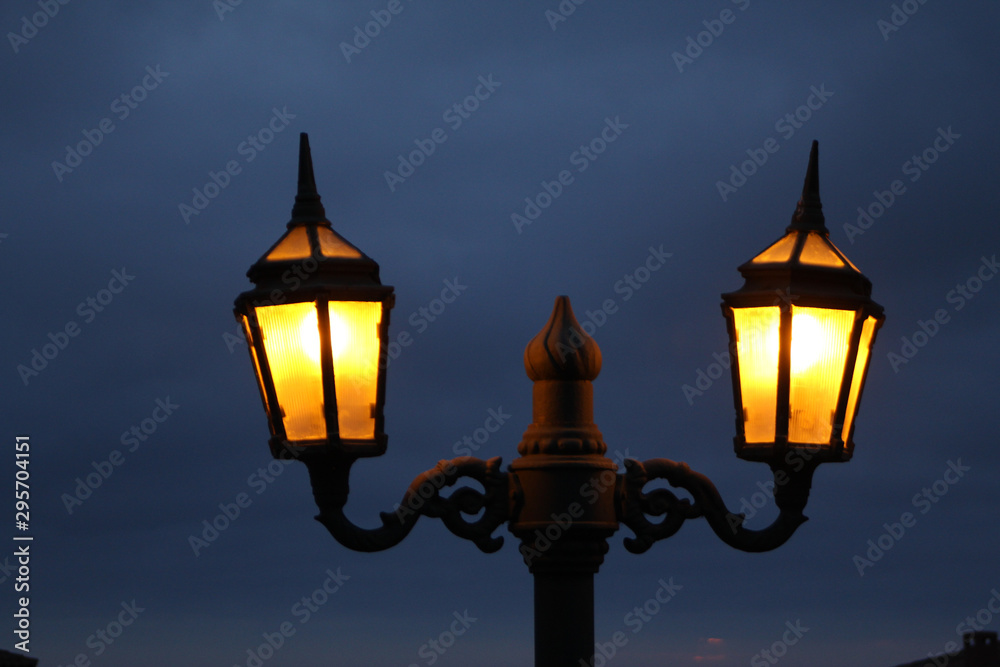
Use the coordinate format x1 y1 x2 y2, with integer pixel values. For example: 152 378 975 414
723 141 883 313
243 133 387 294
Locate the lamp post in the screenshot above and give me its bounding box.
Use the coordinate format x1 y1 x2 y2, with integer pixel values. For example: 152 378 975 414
233 133 884 666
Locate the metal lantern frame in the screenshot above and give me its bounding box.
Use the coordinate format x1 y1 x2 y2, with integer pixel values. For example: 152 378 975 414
721 141 885 465
231 135 886 667
234 134 394 459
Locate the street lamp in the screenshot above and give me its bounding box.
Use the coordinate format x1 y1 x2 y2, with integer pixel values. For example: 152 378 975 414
721 141 884 465
232 134 884 666
234 135 394 459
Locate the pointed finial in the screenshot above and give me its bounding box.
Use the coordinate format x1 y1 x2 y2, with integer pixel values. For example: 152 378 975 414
289 133 330 227
787 140 827 233
524 296 602 382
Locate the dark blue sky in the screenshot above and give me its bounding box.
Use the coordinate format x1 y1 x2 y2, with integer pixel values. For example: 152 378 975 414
3 1 999 666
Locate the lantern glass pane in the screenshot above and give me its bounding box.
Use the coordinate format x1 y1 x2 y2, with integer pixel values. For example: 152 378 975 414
787 306 854 443
842 315 878 443
799 232 846 268
733 306 780 443
266 226 312 261
317 227 363 259
255 302 326 441
328 301 382 440
751 233 796 264
241 314 274 429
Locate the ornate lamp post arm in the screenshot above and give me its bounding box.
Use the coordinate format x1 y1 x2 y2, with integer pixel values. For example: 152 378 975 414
300 451 511 553
289 296 824 667
618 457 817 554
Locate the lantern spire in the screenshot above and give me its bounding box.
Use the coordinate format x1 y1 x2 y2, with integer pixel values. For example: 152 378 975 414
787 140 826 233
290 133 330 227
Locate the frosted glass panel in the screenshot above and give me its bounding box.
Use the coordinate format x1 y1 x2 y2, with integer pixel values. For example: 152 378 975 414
842 316 877 443
242 314 273 429
266 227 312 261
799 232 845 268
751 234 796 264
788 307 854 443
328 301 382 439
255 302 326 441
317 227 363 258
733 306 780 443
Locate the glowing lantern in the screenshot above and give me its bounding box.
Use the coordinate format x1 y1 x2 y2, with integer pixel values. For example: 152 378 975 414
234 134 394 458
721 141 884 463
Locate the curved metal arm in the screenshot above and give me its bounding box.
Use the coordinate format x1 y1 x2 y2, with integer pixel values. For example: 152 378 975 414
618 458 818 554
301 452 510 554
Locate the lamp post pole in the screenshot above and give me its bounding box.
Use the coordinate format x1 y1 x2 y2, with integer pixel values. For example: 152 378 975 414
233 134 884 667
509 297 617 665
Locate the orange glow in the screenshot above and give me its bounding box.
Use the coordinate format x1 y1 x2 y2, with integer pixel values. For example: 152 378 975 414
255 302 326 441
733 306 780 443
751 233 796 264
265 226 312 261
253 301 382 443
297 308 322 363
787 306 853 443
734 305 854 444
328 301 381 440
799 232 846 268
841 315 878 442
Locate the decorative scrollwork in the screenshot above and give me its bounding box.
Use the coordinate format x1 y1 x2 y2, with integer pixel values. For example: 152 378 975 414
619 458 817 554
301 452 510 554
